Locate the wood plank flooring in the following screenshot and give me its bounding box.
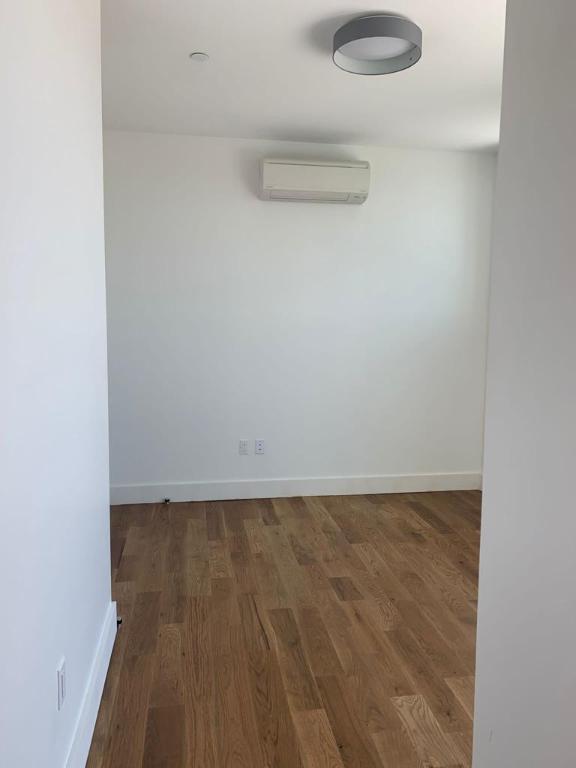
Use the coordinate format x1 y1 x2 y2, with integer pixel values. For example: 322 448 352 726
88 491 480 768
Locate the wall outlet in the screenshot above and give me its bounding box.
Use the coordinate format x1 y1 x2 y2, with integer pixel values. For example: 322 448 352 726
239 439 250 455
255 439 265 455
57 659 66 711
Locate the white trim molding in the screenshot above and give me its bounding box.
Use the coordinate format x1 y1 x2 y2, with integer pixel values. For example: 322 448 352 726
110 472 482 505
65 601 117 768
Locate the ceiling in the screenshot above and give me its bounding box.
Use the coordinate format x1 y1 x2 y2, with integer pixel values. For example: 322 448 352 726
102 0 506 150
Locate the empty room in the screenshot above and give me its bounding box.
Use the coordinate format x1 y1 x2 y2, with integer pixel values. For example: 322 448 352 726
3 1 576 767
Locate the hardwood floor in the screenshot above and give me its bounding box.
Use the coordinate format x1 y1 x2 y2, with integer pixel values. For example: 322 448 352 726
88 491 480 768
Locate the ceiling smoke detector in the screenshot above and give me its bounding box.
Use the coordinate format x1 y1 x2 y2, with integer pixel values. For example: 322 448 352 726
333 14 422 75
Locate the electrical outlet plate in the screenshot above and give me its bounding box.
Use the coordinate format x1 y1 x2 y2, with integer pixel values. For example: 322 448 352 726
255 439 265 455
239 439 249 455
57 659 66 710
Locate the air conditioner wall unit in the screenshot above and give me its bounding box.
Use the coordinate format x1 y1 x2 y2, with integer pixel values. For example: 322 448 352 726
260 158 370 204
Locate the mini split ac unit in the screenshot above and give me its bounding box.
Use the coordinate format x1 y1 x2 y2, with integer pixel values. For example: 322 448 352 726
260 158 370 204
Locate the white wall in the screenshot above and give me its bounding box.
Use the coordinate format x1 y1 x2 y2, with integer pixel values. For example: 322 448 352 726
104 131 495 503
474 2 576 766
0 2 114 767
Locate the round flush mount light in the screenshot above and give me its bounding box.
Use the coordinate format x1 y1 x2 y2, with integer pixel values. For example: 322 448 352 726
333 14 422 75
189 51 210 63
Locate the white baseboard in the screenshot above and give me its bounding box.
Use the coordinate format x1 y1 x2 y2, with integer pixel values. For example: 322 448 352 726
110 472 482 505
65 601 117 768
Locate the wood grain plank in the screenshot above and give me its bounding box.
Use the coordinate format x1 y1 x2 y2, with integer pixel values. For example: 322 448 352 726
244 518 267 555
209 540 233 579
293 709 346 768
238 593 304 768
371 728 421 768
268 607 322 712
258 498 281 526
89 492 480 768
101 653 155 768
391 694 467 767
182 596 218 767
329 577 364 602
316 676 383 768
149 623 184 709
297 607 344 677
142 705 185 768
396 600 468 678
213 626 266 768
383 625 471 733
206 502 225 541
444 676 475 721
125 591 161 657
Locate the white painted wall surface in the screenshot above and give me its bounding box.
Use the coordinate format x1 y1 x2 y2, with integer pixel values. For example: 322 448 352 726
474 2 576 766
104 132 495 502
0 2 114 767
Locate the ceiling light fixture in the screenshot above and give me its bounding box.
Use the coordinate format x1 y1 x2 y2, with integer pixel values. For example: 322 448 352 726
333 14 422 75
189 51 210 63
